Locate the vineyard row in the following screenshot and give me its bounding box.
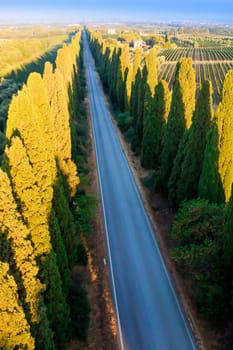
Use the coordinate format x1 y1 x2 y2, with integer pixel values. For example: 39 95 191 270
158 46 233 62
158 61 233 102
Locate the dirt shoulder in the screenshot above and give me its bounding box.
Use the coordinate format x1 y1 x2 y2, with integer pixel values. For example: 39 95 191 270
80 97 118 350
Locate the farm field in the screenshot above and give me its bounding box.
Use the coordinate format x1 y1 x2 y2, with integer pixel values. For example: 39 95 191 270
0 26 73 77
158 46 233 101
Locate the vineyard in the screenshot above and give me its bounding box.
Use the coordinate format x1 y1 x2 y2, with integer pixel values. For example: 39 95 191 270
157 46 233 102
158 46 233 61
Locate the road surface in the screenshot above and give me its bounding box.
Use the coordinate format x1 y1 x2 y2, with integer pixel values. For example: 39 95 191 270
83 31 197 350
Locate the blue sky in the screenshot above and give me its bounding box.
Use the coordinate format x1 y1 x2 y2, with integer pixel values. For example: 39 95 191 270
1 0 233 23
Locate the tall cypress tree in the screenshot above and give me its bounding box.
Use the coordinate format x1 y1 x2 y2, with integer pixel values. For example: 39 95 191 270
223 183 233 262
116 44 130 111
168 131 189 206
136 65 148 145
132 48 141 81
125 48 141 110
222 184 233 314
50 68 79 197
108 48 120 105
130 67 141 123
141 80 171 168
0 168 55 348
198 122 225 204
170 80 213 205
216 70 233 202
5 136 70 346
0 262 35 350
145 47 157 96
160 58 196 193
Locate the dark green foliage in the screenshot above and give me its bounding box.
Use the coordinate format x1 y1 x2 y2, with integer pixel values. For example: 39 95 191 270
223 184 233 268
0 117 5 133
175 81 213 204
141 80 170 169
109 49 120 106
140 88 154 168
53 174 77 268
198 122 225 204
68 285 90 342
117 112 133 132
135 66 148 145
168 132 189 206
116 61 127 111
171 199 227 323
216 70 233 202
0 131 6 158
130 68 141 130
40 252 70 347
222 185 233 318
74 191 97 235
160 58 195 193
0 79 22 160
49 208 71 294
77 243 88 266
160 81 186 192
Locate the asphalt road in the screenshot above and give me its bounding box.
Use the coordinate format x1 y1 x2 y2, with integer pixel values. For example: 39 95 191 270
83 31 197 350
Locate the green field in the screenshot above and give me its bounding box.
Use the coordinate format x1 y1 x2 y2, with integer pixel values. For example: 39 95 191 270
158 47 233 102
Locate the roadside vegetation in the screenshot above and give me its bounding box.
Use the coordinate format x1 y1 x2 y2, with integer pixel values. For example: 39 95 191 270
0 29 97 349
89 27 233 349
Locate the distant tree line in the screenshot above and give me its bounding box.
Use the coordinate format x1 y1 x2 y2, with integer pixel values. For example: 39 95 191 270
89 29 233 346
0 31 91 349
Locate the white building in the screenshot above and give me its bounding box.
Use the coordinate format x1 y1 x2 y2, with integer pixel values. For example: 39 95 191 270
108 29 116 35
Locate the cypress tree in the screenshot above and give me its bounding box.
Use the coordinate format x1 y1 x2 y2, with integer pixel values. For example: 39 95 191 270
171 81 213 205
160 58 196 192
55 44 73 91
224 184 233 262
136 65 148 144
222 184 233 315
5 136 51 257
168 131 189 206
125 48 141 109
102 47 112 90
51 68 79 197
6 77 55 218
145 47 157 96
5 136 70 345
116 44 130 111
0 169 55 348
216 70 233 202
141 80 171 168
0 262 35 350
49 208 71 293
198 122 225 204
43 61 55 104
132 48 141 81
130 67 141 124
108 48 120 105
53 173 77 268
27 73 57 192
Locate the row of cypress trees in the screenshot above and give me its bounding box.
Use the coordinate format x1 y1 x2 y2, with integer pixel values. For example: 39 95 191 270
89 30 233 333
0 32 82 349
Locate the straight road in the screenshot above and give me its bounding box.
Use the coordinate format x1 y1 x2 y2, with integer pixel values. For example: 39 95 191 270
83 31 197 350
